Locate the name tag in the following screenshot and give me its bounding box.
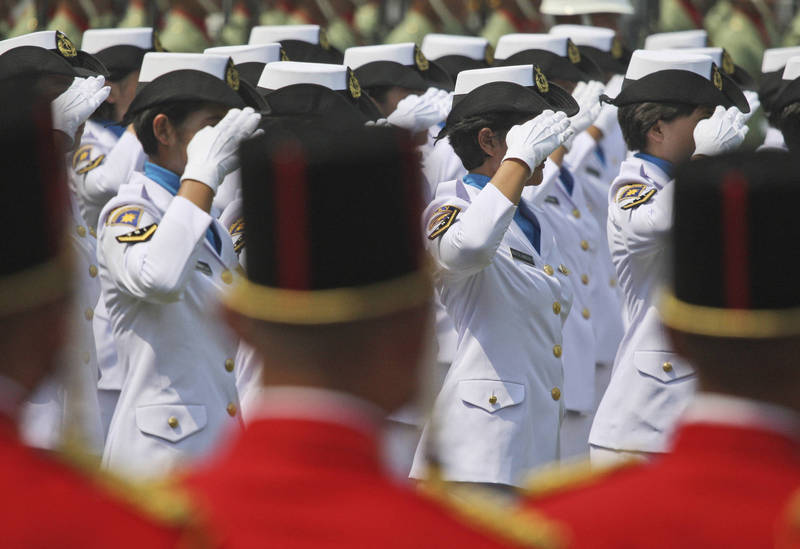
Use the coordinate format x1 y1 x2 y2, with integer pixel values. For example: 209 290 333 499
510 248 535 267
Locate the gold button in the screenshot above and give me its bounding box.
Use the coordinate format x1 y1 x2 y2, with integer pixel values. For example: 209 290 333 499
221 270 233 284
84 307 94 321
572 209 581 219
489 395 498 405
610 277 617 287
552 302 562 315
88 265 98 278
582 308 591 319
168 416 179 428
76 225 86 237
551 387 561 401
225 358 235 372
558 264 570 275
662 361 673 373
581 274 589 285
543 264 554 276
227 403 237 417
89 227 97 238
553 344 562 358
580 240 589 251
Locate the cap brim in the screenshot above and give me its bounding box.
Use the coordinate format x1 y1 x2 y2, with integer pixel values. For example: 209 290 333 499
433 55 490 81
497 49 603 82
280 39 343 64
354 61 428 91
239 78 268 110
771 77 800 113
93 45 147 81
422 59 454 91
578 45 629 75
730 64 754 90
260 83 368 124
234 61 265 87
0 46 79 80
70 50 110 79
758 69 784 114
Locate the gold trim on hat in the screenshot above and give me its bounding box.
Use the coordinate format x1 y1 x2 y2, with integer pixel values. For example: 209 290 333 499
56 31 77 58
567 39 581 64
712 65 723 90
721 50 735 75
484 44 495 65
226 59 240 91
348 69 362 99
534 66 549 93
318 28 330 50
415 46 430 71
225 270 431 324
0 256 70 317
611 37 623 60
659 290 800 338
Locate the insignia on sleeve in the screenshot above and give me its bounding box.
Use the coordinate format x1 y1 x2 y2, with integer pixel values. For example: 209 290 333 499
233 236 245 254
116 223 157 244
427 205 461 240
107 207 143 227
616 183 657 210
544 195 560 205
72 145 105 175
228 218 244 237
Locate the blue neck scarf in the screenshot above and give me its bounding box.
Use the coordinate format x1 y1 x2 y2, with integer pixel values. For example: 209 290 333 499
594 143 606 167
634 152 674 179
144 162 221 254
463 173 541 253
559 166 575 196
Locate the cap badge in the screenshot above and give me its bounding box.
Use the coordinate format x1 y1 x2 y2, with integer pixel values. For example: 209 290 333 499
55 31 77 58
226 59 240 91
348 69 362 99
611 37 623 59
319 28 330 50
484 44 495 65
280 48 289 61
721 50 735 75
712 65 723 90
567 39 581 64
534 66 550 94
414 46 429 71
153 31 165 52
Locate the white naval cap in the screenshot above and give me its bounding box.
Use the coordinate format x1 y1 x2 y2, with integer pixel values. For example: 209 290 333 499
495 34 572 60
0 30 74 55
643 30 707 50
454 65 533 95
258 61 348 90
781 56 800 81
81 27 153 53
671 47 725 68
549 25 615 52
249 24 320 45
204 44 283 65
138 52 231 83
421 34 489 61
625 49 713 81
343 43 419 69
540 0 633 14
762 46 800 73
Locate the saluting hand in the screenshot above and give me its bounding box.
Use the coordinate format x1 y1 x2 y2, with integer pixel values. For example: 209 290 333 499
502 110 573 175
51 76 111 148
693 105 748 157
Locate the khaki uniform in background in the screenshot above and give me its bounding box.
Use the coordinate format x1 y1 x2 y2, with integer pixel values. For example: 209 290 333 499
657 0 702 32
385 9 435 45
159 8 211 53
354 2 380 43
327 17 359 50
46 7 85 47
118 3 148 28
219 7 251 46
706 1 777 76
481 10 519 47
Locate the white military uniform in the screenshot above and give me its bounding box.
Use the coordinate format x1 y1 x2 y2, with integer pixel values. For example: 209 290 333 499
589 154 697 455
97 165 242 477
410 174 572 486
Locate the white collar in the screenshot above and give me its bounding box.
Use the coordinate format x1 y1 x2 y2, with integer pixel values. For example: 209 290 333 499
247 386 385 437
682 392 800 439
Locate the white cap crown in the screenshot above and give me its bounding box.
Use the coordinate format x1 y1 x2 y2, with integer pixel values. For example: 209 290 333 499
421 34 488 61
625 50 713 81
762 46 800 73
81 28 153 53
782 56 800 81
0 30 73 56
343 43 417 69
549 25 615 52
249 25 320 45
540 0 633 15
138 52 230 83
258 60 348 90
454 65 534 95
644 30 708 50
204 44 282 65
495 34 569 60
670 47 723 67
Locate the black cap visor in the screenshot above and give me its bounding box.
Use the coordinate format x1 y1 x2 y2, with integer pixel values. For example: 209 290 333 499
260 83 368 124
69 50 110 78
433 55 490 81
0 46 79 80
498 49 604 82
758 69 784 114
578 45 629 75
93 45 148 81
280 39 343 64
771 77 800 113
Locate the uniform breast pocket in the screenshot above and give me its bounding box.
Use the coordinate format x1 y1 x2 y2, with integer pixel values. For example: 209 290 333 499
458 379 525 413
634 351 695 383
136 404 207 443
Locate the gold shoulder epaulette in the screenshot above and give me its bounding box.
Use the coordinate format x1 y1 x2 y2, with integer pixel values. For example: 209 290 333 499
418 470 569 549
520 458 636 500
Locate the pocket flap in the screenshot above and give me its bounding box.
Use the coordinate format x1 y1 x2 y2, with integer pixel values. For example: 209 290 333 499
136 404 207 443
457 379 525 413
634 351 695 382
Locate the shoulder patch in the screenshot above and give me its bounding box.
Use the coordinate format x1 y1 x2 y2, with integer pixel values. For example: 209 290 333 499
116 223 157 244
228 217 244 237
427 205 461 240
521 457 638 500
616 183 657 210
107 206 143 227
72 145 105 175
419 473 567 549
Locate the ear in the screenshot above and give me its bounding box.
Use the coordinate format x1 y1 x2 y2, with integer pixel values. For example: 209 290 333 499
647 119 666 145
477 127 498 157
152 113 175 148
105 81 119 105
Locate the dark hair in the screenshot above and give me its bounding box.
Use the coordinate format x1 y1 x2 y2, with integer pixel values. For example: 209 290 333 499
90 100 116 123
364 85 392 104
617 102 699 152
774 101 800 153
133 100 211 156
443 111 533 170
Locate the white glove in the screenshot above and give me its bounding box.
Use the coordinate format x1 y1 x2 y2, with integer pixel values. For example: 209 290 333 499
502 110 573 173
433 90 453 119
742 90 761 122
386 87 446 133
364 118 391 127
693 105 748 157
592 103 618 137
563 80 604 150
51 76 110 146
181 107 262 193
